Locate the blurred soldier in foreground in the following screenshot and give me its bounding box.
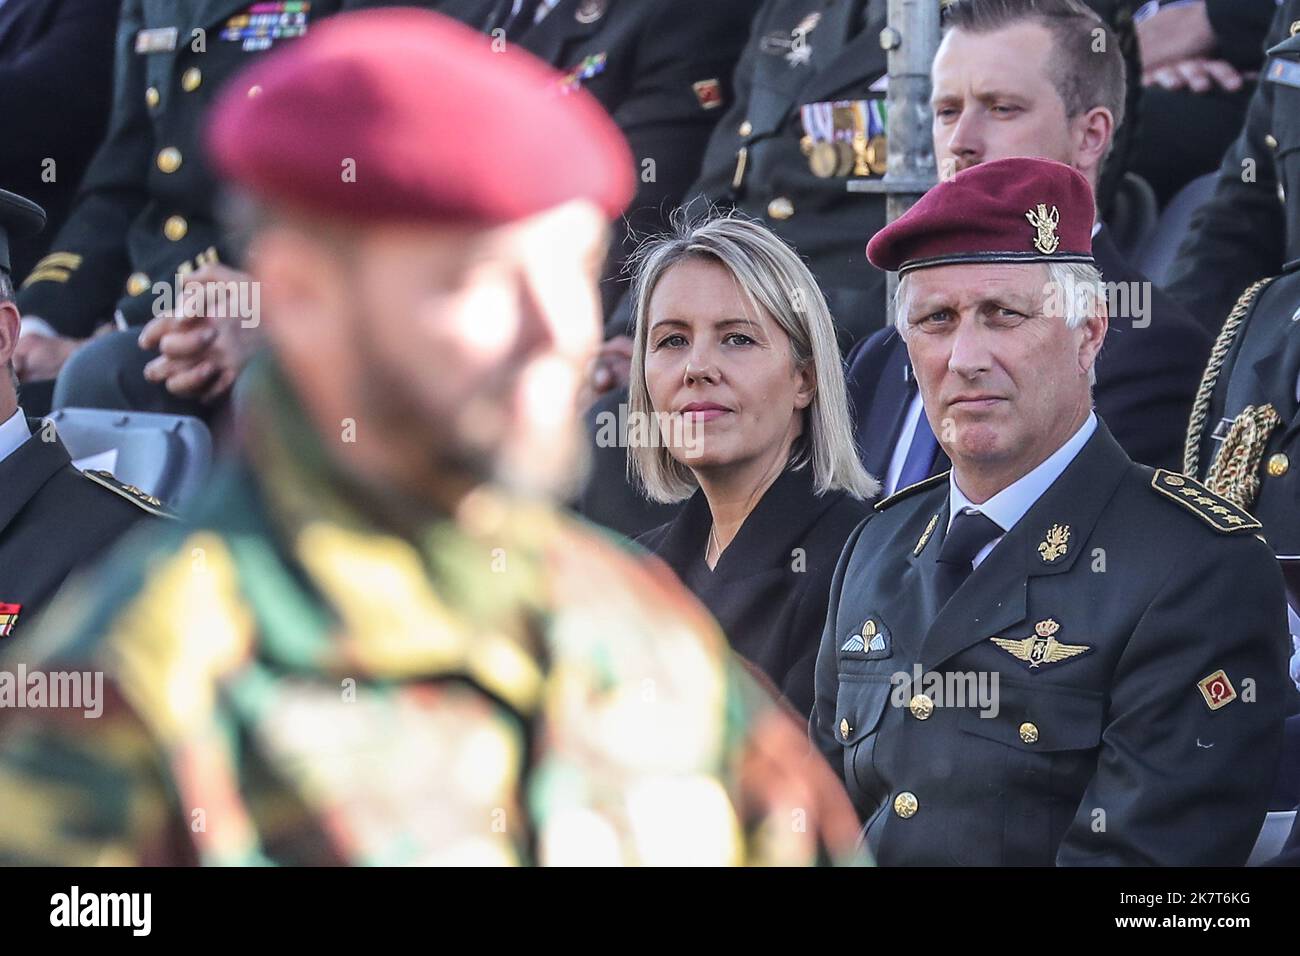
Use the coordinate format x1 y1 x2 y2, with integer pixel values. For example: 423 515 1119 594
0 9 858 866
812 158 1290 865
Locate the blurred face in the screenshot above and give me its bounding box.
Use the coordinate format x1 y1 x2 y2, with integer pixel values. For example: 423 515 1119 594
0 299 18 420
932 23 1107 186
643 257 813 481
902 263 1104 489
260 200 608 501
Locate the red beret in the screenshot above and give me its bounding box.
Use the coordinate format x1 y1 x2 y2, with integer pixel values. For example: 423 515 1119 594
205 9 634 225
866 158 1095 275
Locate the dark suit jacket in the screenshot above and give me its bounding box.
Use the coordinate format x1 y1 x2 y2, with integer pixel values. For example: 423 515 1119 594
0 418 157 633
848 225 1211 475
0 0 117 282
638 465 870 718
812 421 1291 865
472 0 758 317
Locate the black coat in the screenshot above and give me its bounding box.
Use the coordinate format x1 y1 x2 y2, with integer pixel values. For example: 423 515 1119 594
848 226 1211 476
469 0 759 318
812 421 1291 865
639 465 870 718
0 0 117 283
0 419 162 635
1166 0 1300 333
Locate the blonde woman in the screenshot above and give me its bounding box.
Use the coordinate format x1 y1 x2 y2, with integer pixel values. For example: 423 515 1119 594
631 213 879 718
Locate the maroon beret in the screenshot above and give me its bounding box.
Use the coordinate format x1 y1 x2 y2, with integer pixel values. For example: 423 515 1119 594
205 9 634 225
866 158 1095 275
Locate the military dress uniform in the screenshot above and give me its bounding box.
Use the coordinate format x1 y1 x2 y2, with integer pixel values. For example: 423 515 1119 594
1185 266 1300 554
0 418 166 636
17 0 351 338
1167 0 1300 333
810 158 1293 866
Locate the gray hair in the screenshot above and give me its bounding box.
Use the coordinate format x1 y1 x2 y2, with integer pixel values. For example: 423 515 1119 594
893 260 1105 384
1 272 17 394
627 210 879 504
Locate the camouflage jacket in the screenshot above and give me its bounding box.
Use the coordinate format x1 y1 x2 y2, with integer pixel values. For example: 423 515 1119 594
0 362 861 865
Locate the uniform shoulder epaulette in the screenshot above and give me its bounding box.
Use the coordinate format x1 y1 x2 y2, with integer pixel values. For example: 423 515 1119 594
874 470 950 511
82 469 177 519
1149 469 1260 534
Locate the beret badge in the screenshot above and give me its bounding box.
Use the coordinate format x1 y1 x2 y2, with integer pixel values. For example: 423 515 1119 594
1025 203 1061 256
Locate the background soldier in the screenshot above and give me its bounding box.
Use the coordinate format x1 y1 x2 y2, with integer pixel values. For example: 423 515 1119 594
0 190 164 632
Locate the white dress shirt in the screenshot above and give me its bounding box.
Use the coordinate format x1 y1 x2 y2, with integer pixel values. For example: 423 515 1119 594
0 406 31 466
947 411 1097 569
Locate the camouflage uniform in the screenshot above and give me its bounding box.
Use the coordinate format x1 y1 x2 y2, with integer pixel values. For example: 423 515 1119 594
0 360 861 866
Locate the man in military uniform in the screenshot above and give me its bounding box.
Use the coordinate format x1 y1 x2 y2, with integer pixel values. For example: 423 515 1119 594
811 157 1291 865
1166 0 1300 333
0 189 164 636
0 10 858 866
10 0 357 409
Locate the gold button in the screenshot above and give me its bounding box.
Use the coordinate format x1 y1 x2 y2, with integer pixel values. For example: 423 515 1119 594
1019 721 1039 745
893 791 918 818
1266 134 1279 150
738 119 753 137
126 272 150 296
181 67 202 92
767 197 794 220
163 215 188 241
1268 453 1289 478
247 84 263 98
908 694 934 720
1291 19 1300 37
839 717 850 740
156 147 182 174
145 86 160 108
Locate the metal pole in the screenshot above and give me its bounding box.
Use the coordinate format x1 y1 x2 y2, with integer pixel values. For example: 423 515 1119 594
848 0 941 322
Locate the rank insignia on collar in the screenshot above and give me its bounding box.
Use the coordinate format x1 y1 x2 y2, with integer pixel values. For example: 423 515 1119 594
0 602 20 638
1025 203 1061 255
991 618 1090 669
914 512 939 556
1037 523 1070 563
841 617 890 658
1197 669 1237 710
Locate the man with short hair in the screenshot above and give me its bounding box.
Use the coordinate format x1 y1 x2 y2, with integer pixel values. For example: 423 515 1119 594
0 9 858 866
811 157 1290 866
850 0 1209 491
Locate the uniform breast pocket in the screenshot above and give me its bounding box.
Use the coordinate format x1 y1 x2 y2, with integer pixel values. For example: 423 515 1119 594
958 680 1104 798
834 670 895 803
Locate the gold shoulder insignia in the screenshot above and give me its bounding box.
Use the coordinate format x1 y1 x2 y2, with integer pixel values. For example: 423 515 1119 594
82 469 177 519
1149 469 1260 533
875 470 951 512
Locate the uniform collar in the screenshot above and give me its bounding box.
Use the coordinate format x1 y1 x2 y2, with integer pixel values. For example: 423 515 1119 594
0 406 31 465
947 411 1097 536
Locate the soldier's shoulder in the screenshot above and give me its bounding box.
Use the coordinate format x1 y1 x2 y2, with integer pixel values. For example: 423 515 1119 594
1145 469 1262 536
79 470 177 520
873 470 949 513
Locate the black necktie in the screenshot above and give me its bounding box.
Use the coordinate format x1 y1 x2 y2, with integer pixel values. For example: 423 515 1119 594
934 508 1003 606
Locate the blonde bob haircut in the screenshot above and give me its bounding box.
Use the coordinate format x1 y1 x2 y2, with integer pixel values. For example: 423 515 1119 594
627 210 879 504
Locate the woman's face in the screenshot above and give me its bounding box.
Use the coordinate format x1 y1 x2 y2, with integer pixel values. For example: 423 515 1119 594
643 257 813 476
